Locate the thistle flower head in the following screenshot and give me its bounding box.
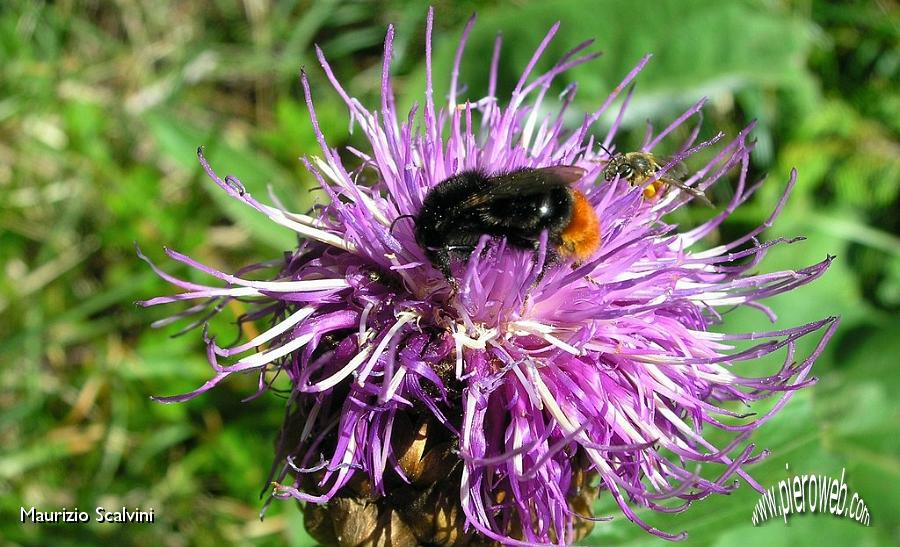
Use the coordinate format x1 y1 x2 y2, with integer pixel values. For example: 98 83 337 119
139 9 838 545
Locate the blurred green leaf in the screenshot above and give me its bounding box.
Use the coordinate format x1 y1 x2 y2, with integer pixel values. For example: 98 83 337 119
256 95 350 168
144 109 300 252
408 0 816 127
816 319 900 530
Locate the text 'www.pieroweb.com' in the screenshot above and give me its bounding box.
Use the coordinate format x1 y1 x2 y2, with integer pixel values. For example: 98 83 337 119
751 465 870 526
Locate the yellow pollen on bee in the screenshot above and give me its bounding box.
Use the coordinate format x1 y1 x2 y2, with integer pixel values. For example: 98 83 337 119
642 180 665 199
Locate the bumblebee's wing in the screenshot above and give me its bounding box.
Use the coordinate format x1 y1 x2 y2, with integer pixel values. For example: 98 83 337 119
460 166 586 208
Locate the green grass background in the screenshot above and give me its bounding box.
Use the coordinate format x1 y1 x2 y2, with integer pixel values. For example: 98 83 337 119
1 0 898 545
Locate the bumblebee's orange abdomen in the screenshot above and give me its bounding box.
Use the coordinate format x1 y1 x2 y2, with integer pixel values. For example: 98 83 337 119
560 190 600 260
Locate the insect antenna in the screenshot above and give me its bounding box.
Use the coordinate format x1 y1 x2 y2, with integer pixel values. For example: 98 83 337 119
596 143 613 156
389 214 416 235
589 143 615 164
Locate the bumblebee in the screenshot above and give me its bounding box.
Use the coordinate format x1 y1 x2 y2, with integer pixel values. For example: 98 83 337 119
409 166 600 281
602 151 712 206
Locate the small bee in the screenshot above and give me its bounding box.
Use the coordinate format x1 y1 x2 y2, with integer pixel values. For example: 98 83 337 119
601 152 712 206
406 166 600 281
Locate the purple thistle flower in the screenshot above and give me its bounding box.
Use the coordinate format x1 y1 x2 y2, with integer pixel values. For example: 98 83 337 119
139 9 838 545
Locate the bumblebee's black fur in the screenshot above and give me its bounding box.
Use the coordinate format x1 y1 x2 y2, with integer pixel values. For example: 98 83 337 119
413 167 583 280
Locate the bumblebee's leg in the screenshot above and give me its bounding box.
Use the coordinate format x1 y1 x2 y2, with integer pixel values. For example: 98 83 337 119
434 246 483 293
532 248 562 286
542 247 561 270
505 234 557 286
503 234 541 251
447 245 477 255
479 244 491 259
432 247 455 283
